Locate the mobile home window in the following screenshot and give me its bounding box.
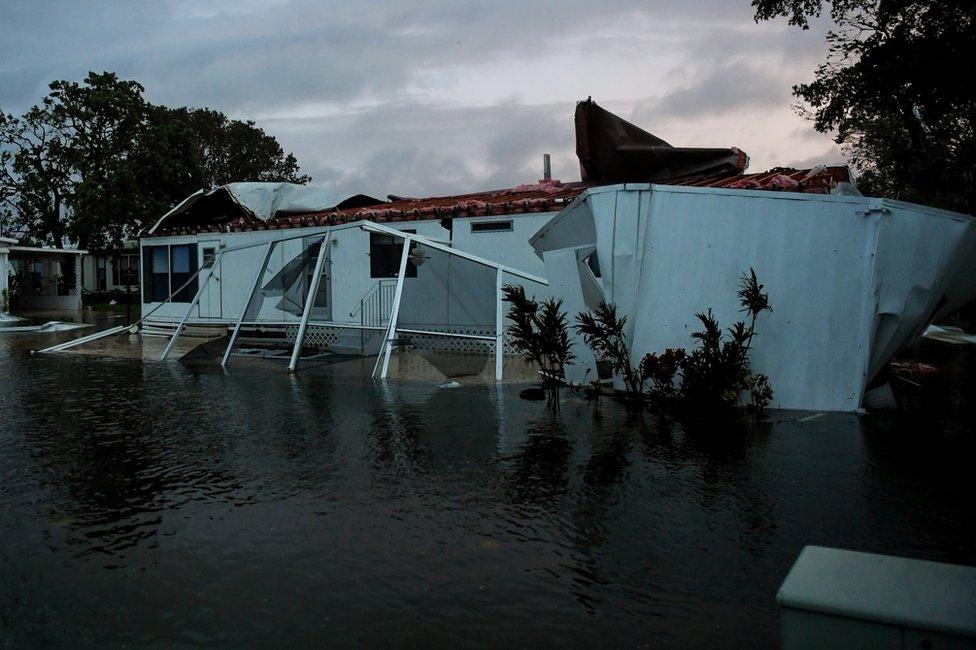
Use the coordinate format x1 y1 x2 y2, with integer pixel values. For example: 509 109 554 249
149 247 169 302
369 230 418 279
122 255 139 286
142 244 197 303
113 255 139 286
170 245 192 301
96 256 107 291
470 220 513 233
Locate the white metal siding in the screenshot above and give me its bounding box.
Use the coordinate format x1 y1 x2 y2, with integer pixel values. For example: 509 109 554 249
538 184 976 412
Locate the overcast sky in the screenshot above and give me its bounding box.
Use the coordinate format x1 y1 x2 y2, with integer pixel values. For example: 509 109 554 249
0 0 843 198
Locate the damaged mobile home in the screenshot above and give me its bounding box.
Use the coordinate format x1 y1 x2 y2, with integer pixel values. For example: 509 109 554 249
39 99 976 413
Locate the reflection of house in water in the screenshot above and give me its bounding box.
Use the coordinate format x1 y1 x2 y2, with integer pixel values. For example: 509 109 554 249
1 236 87 312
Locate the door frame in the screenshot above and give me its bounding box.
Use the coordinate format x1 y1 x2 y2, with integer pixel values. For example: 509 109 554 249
197 240 222 319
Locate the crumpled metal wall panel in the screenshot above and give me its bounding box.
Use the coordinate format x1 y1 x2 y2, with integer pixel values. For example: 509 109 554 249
536 184 976 412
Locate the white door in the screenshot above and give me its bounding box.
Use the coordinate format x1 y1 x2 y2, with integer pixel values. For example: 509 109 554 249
303 235 332 322
198 240 222 319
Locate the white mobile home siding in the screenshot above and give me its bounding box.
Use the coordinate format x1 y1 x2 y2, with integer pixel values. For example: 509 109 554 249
534 183 976 412
140 220 450 325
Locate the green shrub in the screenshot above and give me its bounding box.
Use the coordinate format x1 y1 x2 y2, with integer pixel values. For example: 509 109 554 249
575 300 644 394
503 284 575 409
667 268 774 413
576 268 775 415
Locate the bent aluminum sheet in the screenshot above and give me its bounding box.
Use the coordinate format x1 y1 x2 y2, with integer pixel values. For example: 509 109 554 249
532 184 976 411
147 183 378 234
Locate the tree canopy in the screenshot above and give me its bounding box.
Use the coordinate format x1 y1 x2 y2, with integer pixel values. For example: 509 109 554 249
0 71 310 250
753 0 975 213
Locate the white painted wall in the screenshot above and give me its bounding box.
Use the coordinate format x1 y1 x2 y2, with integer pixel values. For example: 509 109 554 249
81 253 140 293
538 183 976 411
139 213 557 330
451 213 552 279
140 220 452 325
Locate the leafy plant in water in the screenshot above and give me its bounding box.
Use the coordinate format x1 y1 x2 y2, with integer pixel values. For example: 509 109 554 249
678 268 773 412
639 348 686 412
575 300 643 395
574 268 776 415
746 373 774 414
503 284 575 409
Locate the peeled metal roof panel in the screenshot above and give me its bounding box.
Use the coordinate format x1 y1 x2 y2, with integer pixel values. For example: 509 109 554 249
221 182 367 221
147 183 382 235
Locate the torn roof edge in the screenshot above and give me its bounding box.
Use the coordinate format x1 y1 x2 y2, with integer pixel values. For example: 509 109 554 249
147 166 853 237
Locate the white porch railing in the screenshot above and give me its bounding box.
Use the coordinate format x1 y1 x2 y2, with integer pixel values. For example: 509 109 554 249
350 279 397 328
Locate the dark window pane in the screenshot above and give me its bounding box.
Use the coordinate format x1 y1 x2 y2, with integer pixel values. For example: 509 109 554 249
171 245 190 273
152 273 169 301
96 256 107 291
170 245 197 302
471 220 513 233
152 247 169 273
145 245 174 302
142 248 153 302
369 231 417 279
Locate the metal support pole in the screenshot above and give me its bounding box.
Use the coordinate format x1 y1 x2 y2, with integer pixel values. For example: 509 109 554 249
221 242 274 369
159 253 220 361
288 233 330 372
495 268 504 382
373 236 412 379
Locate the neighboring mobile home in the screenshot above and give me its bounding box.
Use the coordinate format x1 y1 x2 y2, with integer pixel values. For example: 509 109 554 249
1 237 87 312
80 241 140 295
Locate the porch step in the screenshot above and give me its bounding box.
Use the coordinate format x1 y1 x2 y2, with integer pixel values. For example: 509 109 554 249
141 320 229 338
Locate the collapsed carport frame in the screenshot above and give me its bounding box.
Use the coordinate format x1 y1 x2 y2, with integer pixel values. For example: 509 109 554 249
39 220 548 382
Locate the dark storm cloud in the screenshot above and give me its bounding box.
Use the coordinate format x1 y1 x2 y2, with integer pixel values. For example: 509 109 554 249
0 0 835 196
268 101 576 197
0 0 759 113
637 63 791 121
632 18 830 124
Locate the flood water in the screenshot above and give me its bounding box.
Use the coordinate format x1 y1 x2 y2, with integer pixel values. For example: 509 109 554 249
1 329 974 647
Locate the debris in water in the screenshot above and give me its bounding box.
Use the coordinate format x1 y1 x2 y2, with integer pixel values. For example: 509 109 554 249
519 387 546 401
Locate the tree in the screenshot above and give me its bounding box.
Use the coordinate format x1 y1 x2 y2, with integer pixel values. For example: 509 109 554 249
753 0 976 214
51 72 156 250
1 71 311 250
0 104 75 247
172 108 310 187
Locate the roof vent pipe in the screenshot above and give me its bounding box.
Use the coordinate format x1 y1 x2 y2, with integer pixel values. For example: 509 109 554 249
543 153 552 181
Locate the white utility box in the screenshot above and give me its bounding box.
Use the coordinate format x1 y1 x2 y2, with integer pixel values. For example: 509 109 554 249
778 546 976 649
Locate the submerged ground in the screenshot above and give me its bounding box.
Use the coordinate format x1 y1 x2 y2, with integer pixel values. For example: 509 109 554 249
1 319 974 647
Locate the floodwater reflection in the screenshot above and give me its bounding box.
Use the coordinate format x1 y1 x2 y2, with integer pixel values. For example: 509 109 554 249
1 338 974 647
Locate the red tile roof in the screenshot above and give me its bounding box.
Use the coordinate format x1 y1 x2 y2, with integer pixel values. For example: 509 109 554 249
268 179 588 231
153 166 851 235
662 165 851 193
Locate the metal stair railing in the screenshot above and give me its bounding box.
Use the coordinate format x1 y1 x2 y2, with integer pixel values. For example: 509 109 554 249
350 279 397 352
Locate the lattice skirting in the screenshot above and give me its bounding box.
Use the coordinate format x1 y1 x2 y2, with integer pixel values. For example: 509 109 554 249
398 326 517 355
284 325 342 349
284 324 518 354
